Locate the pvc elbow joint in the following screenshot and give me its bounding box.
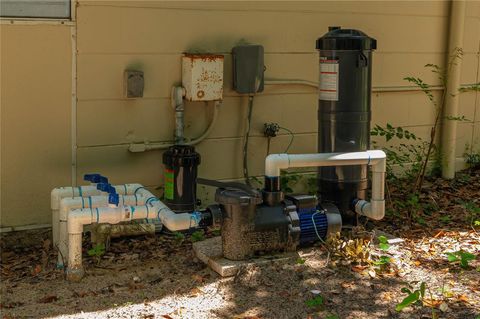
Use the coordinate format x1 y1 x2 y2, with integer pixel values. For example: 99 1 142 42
354 199 385 221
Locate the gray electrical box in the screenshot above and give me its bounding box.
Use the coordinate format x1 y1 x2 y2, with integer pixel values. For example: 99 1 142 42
124 70 144 98
232 45 264 94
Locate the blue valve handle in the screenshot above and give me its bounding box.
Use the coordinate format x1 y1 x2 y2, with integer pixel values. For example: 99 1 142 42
109 193 120 206
97 176 108 184
84 173 108 184
96 183 116 194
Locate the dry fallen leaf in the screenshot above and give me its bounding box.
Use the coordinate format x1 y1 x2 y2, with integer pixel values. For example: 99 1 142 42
456 294 469 303
37 295 58 303
189 287 202 297
191 274 204 283
382 292 393 301
351 265 368 273
32 265 41 276
423 298 442 307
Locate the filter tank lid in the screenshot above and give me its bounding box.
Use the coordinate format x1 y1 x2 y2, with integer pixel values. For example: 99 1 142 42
316 26 377 51
162 145 201 167
215 188 262 206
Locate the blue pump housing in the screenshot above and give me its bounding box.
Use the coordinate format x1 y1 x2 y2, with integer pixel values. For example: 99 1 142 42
298 207 328 245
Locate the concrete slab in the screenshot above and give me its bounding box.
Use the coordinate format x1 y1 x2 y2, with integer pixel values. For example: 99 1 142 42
193 236 299 277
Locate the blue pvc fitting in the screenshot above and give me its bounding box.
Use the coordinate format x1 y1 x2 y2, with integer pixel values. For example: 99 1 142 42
84 173 101 182
84 173 108 184
97 183 116 194
109 193 119 206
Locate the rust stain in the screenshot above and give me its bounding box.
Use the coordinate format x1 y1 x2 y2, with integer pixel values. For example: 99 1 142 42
183 53 224 63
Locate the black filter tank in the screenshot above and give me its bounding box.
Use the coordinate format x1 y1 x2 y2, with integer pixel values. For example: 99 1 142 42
162 145 200 212
316 26 376 223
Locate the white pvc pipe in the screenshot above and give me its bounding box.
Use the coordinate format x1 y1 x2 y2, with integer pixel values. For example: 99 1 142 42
265 150 386 177
51 183 144 248
265 150 387 221
57 193 153 268
66 200 200 281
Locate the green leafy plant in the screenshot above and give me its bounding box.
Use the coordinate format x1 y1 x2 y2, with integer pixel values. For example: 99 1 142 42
280 171 301 193
210 229 221 236
373 255 391 266
296 258 306 265
325 314 339 319
87 243 105 264
396 282 426 312
403 49 468 192
173 231 185 244
371 123 417 142
464 201 480 226
305 295 324 309
447 251 476 269
190 230 205 242
377 235 390 251
439 215 451 223
465 151 480 169
371 124 426 181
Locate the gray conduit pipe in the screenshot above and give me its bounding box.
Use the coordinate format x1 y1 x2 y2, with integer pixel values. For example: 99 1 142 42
128 98 221 152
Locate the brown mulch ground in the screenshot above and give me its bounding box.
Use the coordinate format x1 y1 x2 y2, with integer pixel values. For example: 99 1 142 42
1 168 479 319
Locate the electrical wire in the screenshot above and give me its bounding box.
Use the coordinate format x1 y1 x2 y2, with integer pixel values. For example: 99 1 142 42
266 137 271 155
243 96 254 186
279 126 294 153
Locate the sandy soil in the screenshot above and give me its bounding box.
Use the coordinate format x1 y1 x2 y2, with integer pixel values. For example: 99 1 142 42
1 170 479 319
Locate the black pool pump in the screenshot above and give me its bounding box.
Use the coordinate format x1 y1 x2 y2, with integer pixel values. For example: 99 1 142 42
161 27 376 260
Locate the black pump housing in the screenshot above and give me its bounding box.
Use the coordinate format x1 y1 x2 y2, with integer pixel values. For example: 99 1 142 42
316 27 376 224
162 145 200 212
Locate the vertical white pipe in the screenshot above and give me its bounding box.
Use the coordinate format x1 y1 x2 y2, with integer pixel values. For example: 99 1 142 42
70 15 78 187
67 233 84 281
442 0 466 179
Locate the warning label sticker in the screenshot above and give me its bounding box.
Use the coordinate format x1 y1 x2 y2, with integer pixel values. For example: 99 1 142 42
319 58 339 101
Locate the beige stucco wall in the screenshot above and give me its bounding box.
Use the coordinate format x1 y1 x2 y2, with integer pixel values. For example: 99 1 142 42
1 23 72 228
1 1 479 228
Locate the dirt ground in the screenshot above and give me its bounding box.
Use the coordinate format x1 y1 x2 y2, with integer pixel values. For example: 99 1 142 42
1 169 479 319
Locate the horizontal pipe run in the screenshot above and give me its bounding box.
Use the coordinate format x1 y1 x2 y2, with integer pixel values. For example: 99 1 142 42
66 199 200 281
264 150 386 221
51 183 144 247
265 150 386 177
57 193 152 268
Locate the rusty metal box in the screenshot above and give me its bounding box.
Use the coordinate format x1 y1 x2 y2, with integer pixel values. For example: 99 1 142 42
182 54 224 101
